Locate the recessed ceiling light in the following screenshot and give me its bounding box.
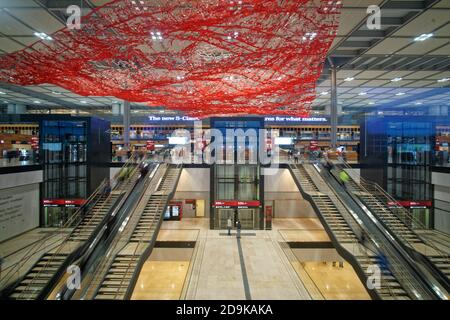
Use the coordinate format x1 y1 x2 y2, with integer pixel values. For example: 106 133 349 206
391 77 402 82
414 33 433 42
34 32 52 41
395 92 405 96
0 91 6 95
52 91 62 95
415 102 423 105
344 77 354 82
34 100 41 104
368 102 375 105
81 100 87 104
358 92 367 96
320 91 329 95
437 78 450 83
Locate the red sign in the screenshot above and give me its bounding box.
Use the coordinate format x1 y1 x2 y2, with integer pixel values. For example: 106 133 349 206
387 201 432 208
146 141 155 151
309 140 319 151
213 200 261 208
265 206 273 223
42 199 86 207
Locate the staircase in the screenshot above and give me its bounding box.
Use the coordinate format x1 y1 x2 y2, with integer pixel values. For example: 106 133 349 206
289 163 411 300
94 165 182 300
67 193 120 242
9 253 68 300
94 254 138 300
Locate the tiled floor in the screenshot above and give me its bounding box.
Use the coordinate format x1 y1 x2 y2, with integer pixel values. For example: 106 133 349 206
133 217 371 300
132 261 190 300
298 261 371 300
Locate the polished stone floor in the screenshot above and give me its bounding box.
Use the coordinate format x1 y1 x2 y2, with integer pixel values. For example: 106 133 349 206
130 217 371 300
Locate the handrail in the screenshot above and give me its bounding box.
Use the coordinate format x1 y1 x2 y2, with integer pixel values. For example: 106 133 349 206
329 158 449 296
0 152 142 298
290 163 398 299
123 163 183 300
335 158 450 264
18 154 145 299
76 162 166 300
0 179 107 290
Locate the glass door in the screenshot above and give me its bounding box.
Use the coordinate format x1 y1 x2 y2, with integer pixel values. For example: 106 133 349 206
218 209 235 229
238 209 255 230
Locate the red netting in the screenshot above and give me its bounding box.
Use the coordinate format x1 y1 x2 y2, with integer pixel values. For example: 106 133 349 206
0 0 341 117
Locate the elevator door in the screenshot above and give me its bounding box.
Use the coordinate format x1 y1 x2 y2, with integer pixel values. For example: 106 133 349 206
218 209 235 229
238 209 255 230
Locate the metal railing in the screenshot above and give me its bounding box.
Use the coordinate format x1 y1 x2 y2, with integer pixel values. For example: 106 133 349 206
0 153 142 298
75 163 167 300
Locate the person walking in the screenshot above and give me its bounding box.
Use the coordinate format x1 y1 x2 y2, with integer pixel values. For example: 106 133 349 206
236 220 242 239
227 217 232 236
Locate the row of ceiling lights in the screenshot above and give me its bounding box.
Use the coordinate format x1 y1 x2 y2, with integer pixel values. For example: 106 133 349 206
343 77 449 83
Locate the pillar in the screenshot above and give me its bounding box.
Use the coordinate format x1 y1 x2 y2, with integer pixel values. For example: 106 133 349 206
112 102 123 116
330 65 338 150
123 101 131 151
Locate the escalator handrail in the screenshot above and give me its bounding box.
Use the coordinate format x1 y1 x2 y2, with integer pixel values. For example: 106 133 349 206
289 163 397 299
335 158 450 285
19 155 145 299
123 163 183 300
326 160 448 298
0 154 141 298
0 178 107 292
57 161 159 300
76 163 166 300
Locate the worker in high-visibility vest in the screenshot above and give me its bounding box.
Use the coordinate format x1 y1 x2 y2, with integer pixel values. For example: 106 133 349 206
339 170 350 187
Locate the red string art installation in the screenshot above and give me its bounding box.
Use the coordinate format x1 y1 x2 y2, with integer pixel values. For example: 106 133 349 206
0 0 342 117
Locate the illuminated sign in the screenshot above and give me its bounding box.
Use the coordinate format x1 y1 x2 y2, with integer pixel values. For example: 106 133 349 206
264 116 328 123
274 137 293 145
168 136 189 145
213 200 261 208
148 116 199 122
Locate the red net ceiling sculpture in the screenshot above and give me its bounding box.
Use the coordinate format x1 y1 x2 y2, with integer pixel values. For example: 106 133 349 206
0 0 341 117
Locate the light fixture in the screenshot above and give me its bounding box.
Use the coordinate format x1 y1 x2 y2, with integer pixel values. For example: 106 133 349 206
0 91 6 95
34 100 41 104
415 102 423 105
34 32 53 41
150 31 163 41
320 91 329 95
344 77 354 82
395 92 405 96
437 78 450 83
81 100 87 104
414 33 433 42
358 92 367 96
368 102 375 105
391 77 402 82
52 91 62 95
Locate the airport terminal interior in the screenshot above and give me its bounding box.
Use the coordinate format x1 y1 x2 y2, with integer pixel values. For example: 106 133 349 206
0 0 450 301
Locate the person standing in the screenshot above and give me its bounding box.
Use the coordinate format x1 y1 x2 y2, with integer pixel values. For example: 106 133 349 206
236 220 242 239
227 217 232 236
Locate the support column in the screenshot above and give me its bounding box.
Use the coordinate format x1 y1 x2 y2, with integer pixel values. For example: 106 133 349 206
123 101 131 151
112 102 122 116
330 65 338 150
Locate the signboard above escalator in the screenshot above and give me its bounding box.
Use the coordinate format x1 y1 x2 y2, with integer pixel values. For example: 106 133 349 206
213 200 261 209
387 200 432 208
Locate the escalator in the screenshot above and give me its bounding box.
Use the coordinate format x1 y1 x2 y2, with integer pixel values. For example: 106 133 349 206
0 155 145 300
68 163 182 300
94 164 181 300
333 161 450 291
289 164 412 300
